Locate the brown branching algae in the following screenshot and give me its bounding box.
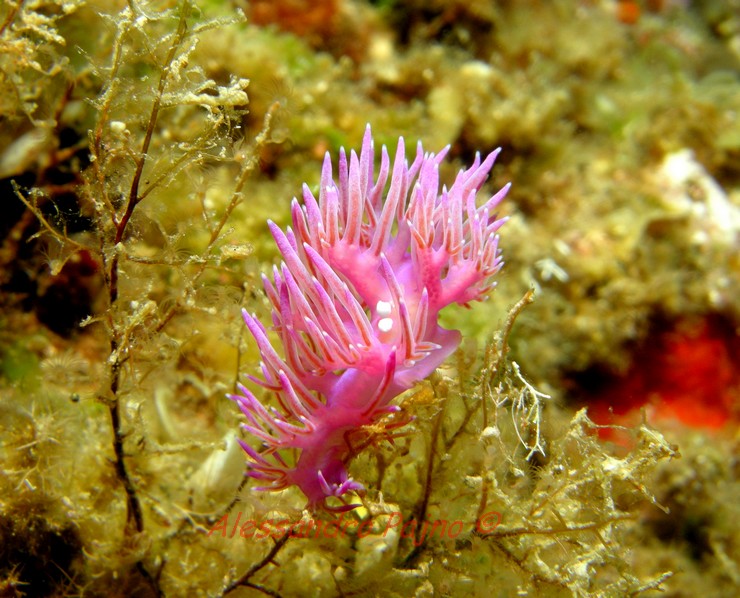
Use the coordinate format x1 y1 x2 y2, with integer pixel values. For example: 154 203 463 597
0 0 738 596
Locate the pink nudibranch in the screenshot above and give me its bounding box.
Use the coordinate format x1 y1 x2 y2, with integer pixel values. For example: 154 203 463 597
230 125 508 510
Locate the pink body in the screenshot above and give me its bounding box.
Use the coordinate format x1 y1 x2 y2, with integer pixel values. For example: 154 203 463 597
231 126 508 510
